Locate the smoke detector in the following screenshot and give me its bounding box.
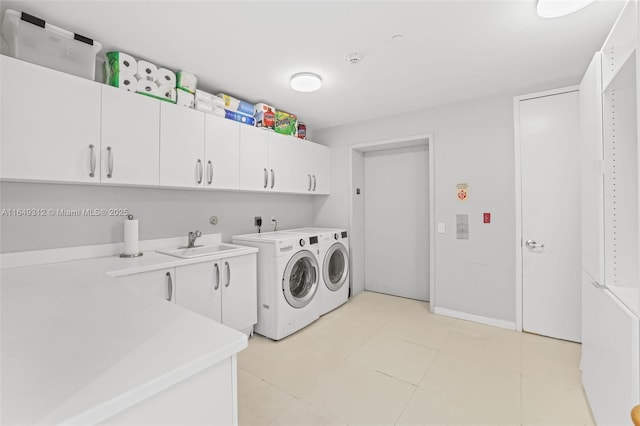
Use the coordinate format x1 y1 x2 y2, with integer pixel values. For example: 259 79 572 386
345 52 363 65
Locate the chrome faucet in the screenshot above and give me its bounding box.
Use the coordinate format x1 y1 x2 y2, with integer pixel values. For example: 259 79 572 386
187 230 202 248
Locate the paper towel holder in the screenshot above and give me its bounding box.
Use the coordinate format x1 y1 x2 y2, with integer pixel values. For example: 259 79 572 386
120 214 143 258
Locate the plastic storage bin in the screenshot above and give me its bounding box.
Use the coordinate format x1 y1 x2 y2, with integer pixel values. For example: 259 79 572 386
1 10 102 80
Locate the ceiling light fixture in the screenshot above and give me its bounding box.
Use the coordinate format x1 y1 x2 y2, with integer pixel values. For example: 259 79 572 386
536 0 595 18
290 72 322 92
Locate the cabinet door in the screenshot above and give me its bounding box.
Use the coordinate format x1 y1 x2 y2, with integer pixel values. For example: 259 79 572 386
101 86 160 185
239 125 270 191
221 254 257 332
0 56 101 182
308 141 330 195
159 103 205 187
119 268 176 303
268 132 306 193
580 53 605 284
204 115 240 190
175 261 222 322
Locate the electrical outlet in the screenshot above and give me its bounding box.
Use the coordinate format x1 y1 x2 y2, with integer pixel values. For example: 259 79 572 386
254 216 262 227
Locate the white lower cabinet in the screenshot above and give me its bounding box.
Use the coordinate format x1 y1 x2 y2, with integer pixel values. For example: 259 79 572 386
175 253 257 334
119 268 176 303
118 254 257 334
101 356 236 425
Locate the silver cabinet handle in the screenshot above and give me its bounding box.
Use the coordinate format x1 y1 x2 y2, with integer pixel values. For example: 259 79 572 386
89 144 96 177
525 239 545 249
196 159 203 184
270 169 275 189
225 261 231 287
263 168 268 189
312 174 316 191
106 146 113 178
308 174 312 191
166 272 173 301
207 160 213 185
214 263 220 290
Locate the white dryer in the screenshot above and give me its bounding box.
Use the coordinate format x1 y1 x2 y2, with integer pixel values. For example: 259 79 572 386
231 231 321 340
285 228 350 315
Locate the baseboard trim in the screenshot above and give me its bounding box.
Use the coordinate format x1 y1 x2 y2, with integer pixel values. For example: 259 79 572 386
434 306 517 331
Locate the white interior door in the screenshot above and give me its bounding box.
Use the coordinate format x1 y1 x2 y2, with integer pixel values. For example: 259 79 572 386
363 145 429 301
520 90 581 342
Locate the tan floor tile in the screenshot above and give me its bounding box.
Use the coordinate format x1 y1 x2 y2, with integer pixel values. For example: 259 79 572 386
419 350 521 424
299 360 416 425
270 399 346 426
348 331 437 385
397 384 520 426
379 314 451 350
437 327 522 373
240 335 349 398
237 369 296 426
521 374 595 426
521 332 582 387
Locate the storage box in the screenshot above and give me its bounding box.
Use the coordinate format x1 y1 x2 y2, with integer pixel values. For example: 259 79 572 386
255 103 276 130
218 93 255 116
274 110 298 136
1 9 102 80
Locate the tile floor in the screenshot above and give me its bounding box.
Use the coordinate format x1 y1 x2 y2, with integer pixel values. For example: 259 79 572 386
237 291 594 426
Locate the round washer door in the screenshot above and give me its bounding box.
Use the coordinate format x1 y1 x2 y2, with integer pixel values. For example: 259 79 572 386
283 250 319 308
323 242 349 291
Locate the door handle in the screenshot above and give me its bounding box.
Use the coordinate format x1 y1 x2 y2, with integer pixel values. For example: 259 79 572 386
263 168 268 189
88 144 96 177
166 272 173 301
525 239 545 249
270 169 275 189
308 174 312 191
214 263 220 290
106 146 113 178
207 160 213 185
225 261 231 287
312 174 316 191
196 159 203 184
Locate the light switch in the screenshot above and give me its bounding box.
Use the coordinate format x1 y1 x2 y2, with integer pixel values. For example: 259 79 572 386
456 214 469 240
437 222 446 234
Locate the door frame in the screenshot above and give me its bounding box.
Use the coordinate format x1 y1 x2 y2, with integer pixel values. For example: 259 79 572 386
514 86 579 332
348 133 435 310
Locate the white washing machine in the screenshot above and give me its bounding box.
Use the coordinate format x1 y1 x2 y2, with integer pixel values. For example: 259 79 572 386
285 228 350 316
231 231 321 340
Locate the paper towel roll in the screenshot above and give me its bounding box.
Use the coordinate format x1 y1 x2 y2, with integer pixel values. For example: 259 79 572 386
118 74 138 92
136 79 158 95
177 89 195 108
156 68 176 87
106 51 137 75
123 219 139 255
136 60 158 81
158 85 177 102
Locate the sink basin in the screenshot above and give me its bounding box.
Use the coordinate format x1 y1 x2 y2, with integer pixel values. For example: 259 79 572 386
157 244 244 259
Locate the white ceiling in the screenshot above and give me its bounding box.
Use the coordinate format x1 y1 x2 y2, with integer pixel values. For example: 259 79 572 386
0 1 624 131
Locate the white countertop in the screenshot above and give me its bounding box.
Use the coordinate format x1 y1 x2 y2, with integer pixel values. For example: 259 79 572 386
1 239 258 425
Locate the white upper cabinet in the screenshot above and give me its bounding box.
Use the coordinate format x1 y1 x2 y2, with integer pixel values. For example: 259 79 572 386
239 125 271 191
268 132 307 193
204 115 240 190
0 56 101 183
159 102 205 187
580 52 605 285
101 85 160 185
301 140 330 194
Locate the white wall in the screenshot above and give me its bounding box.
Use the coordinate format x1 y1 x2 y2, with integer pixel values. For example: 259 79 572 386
312 95 516 323
0 182 314 253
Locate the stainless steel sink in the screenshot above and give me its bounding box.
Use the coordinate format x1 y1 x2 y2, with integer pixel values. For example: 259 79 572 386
157 243 244 259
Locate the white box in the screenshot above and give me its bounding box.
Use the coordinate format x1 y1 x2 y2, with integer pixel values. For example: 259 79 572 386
1 9 102 80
